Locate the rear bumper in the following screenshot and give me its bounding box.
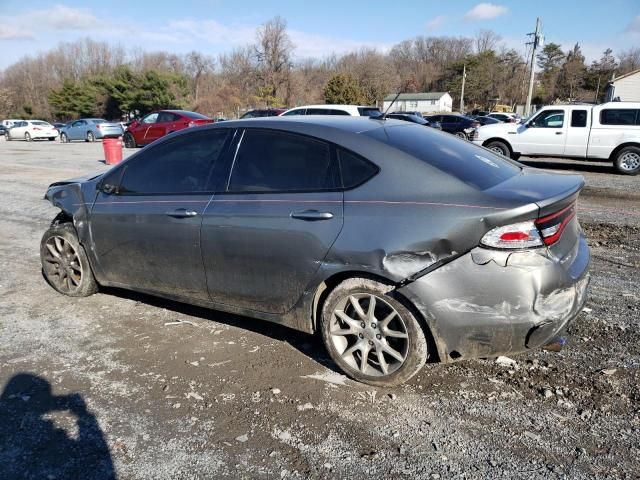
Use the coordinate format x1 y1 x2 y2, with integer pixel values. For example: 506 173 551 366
397 235 590 362
95 129 123 139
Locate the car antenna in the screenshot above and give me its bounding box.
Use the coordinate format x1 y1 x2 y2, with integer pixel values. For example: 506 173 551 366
380 81 409 120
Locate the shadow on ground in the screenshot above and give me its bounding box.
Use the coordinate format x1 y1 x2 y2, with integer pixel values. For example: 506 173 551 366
100 286 339 373
0 373 116 480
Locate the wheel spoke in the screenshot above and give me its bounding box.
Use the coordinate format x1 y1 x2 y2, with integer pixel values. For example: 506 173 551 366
382 343 404 362
384 328 408 339
335 310 362 330
348 296 366 319
366 295 377 321
54 237 64 254
375 345 389 375
332 328 355 336
46 243 60 258
342 340 363 359
379 311 396 329
359 343 371 373
69 261 81 273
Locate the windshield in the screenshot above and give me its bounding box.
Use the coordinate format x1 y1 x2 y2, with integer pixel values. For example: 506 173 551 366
365 124 521 190
358 107 382 117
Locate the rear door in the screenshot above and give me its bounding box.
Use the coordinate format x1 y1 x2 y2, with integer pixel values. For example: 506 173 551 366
138 113 158 144
90 129 230 300
145 112 174 143
513 108 568 155
563 108 590 156
201 128 343 314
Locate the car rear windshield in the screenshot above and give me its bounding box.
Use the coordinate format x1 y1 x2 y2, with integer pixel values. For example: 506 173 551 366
358 107 382 117
31 121 50 126
91 119 106 124
365 124 521 190
179 111 210 120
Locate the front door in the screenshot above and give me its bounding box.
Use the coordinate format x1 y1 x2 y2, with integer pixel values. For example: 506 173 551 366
514 109 567 155
564 108 590 156
89 128 230 300
201 128 344 314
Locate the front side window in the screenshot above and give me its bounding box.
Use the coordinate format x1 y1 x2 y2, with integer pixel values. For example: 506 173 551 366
600 109 638 126
571 110 588 127
141 113 158 124
118 130 229 194
228 129 338 193
530 110 564 128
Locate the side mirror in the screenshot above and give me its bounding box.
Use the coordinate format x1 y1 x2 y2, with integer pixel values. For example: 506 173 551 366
98 181 117 195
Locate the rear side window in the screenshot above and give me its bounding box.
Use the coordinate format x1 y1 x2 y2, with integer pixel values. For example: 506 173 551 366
306 108 332 115
119 130 228 194
600 109 638 125
358 107 381 117
571 110 588 127
365 124 520 190
282 109 306 116
228 130 338 193
338 149 379 188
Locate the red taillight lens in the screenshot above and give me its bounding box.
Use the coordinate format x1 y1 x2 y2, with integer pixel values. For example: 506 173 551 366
481 221 543 249
535 203 576 246
33 127 41 130
188 121 196 128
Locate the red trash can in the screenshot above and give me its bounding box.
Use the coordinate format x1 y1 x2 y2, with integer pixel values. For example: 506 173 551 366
103 137 123 165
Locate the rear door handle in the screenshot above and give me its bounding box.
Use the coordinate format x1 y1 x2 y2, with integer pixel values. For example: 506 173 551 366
291 210 334 221
166 208 198 218
555 132 563 135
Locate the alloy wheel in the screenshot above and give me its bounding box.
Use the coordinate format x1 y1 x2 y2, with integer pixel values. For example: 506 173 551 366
61 133 68 143
620 151 640 172
42 235 83 293
25 132 31 142
330 294 409 376
87 132 95 142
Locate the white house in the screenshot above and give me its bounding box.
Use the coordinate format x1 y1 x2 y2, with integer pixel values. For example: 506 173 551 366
605 69 640 102
382 92 453 114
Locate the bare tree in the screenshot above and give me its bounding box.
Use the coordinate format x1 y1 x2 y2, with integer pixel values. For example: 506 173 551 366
185 51 215 102
618 47 640 75
253 16 294 106
474 30 502 54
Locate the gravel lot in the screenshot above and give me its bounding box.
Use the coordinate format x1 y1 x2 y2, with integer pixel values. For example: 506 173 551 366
0 138 638 479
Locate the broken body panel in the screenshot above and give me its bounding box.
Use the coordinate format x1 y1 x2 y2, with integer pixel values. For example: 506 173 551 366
43 117 590 364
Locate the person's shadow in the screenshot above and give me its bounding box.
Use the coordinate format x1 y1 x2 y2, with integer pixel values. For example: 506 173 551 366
0 373 116 480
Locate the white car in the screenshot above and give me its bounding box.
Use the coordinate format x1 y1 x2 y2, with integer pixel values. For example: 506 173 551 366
6 120 58 141
473 102 640 175
487 112 520 123
281 104 381 117
2 119 23 130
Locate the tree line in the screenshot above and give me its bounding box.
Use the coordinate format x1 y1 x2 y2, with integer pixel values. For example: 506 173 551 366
0 17 638 121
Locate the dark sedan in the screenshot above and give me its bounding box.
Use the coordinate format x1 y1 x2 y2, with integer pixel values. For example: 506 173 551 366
385 113 442 129
41 116 590 386
425 114 479 139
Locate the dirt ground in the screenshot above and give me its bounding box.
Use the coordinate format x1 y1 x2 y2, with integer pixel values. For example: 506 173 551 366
0 138 638 479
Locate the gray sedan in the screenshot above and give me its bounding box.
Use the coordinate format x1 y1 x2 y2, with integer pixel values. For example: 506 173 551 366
40 116 590 386
59 119 123 143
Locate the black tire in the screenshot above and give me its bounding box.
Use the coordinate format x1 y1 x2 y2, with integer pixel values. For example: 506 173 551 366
123 132 136 148
40 223 98 297
320 277 428 387
48 137 55 141
25 132 31 142
86 131 95 142
613 146 640 175
485 140 510 157
5 132 10 141
60 133 68 143
454 131 467 139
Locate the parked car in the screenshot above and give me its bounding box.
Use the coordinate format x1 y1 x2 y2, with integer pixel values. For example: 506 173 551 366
472 115 501 126
123 110 213 148
53 122 67 130
59 118 123 143
487 112 519 123
473 102 640 175
5 120 57 141
0 124 7 137
241 109 286 118
41 116 590 386
385 113 442 129
2 119 23 130
392 111 424 118
425 114 479 139
281 105 382 117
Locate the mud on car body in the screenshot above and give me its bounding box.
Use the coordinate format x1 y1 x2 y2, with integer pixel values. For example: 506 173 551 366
41 116 590 386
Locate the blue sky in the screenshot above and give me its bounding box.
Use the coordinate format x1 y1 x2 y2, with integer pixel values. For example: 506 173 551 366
0 0 638 70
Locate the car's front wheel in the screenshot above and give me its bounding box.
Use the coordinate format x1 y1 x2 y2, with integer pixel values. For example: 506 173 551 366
25 132 31 142
86 131 95 142
5 132 10 141
60 133 69 143
123 132 136 148
454 131 467 139
40 223 98 297
485 140 510 157
614 146 640 175
320 278 429 386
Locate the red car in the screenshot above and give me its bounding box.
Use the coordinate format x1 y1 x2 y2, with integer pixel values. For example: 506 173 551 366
123 110 213 148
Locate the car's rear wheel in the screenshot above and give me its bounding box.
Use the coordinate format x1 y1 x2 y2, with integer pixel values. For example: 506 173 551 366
60 133 68 143
86 131 95 142
25 132 31 142
123 132 136 148
40 223 98 297
485 140 510 157
320 278 428 386
5 132 10 141
614 146 640 175
454 131 467 139
48 137 55 141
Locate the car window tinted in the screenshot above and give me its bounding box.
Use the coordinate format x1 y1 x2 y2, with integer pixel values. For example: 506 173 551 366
338 149 379 189
358 107 381 117
228 129 338 193
364 124 520 190
571 110 588 127
119 130 229 194
282 109 306 116
180 111 209 120
306 108 331 115
141 113 158 124
600 109 638 125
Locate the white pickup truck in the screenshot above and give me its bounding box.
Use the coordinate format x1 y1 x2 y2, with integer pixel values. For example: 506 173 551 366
472 102 640 175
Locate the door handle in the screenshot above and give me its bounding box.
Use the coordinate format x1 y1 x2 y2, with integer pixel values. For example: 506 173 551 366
166 208 198 218
290 210 334 221
555 132 563 135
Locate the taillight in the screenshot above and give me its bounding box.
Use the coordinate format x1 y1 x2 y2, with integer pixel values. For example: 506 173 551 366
96 124 101 128
535 203 576 246
33 127 41 130
188 121 196 128
481 221 543 249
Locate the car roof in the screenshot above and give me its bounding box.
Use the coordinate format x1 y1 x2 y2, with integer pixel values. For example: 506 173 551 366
220 115 393 133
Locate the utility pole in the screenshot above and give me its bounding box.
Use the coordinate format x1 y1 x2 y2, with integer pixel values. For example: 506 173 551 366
525 17 543 116
460 64 466 113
